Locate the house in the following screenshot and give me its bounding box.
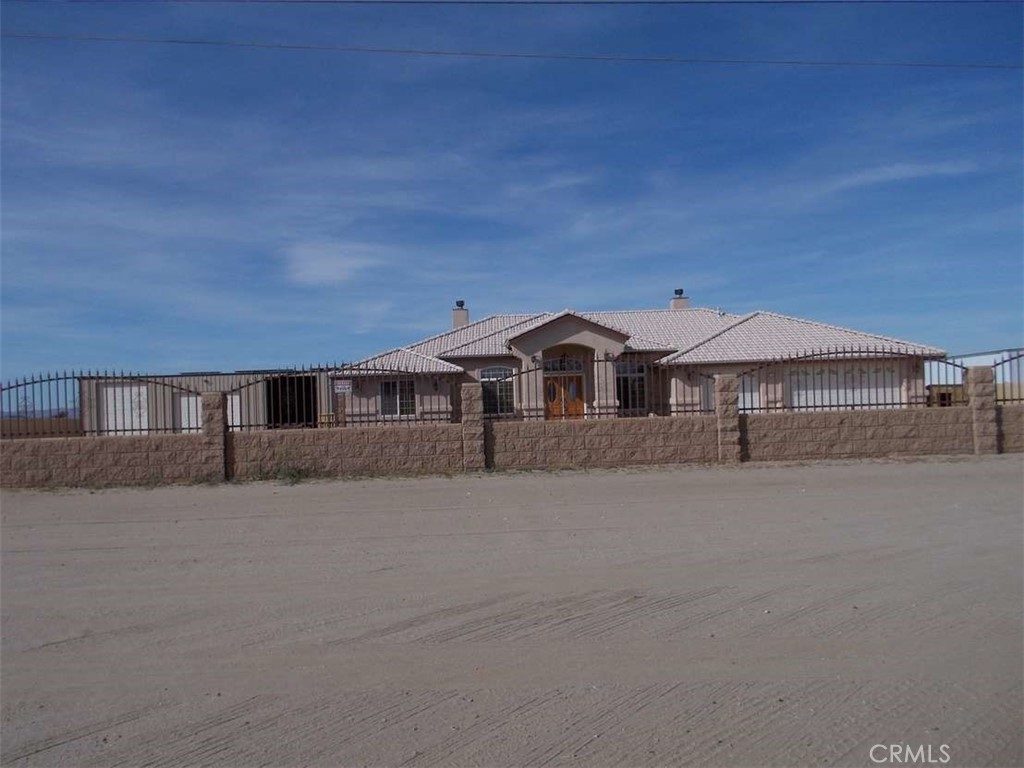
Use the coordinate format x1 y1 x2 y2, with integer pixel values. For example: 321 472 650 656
330 290 946 423
3 289 951 437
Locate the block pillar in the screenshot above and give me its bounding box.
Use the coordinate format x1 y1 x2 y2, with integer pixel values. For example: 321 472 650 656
966 366 998 455
200 392 228 481
715 374 743 463
461 382 486 471
202 392 226 437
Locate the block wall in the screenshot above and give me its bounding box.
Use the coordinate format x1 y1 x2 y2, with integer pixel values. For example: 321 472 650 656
743 408 974 462
226 424 465 481
0 434 223 488
998 404 1024 454
488 416 719 470
2 369 1018 490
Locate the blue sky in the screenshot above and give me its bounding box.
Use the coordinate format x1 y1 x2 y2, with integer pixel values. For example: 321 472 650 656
2 0 1021 378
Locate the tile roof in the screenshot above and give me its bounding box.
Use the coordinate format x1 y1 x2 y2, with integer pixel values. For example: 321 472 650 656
410 308 743 359
334 347 465 375
582 309 741 351
659 312 945 364
410 314 541 358
346 307 945 374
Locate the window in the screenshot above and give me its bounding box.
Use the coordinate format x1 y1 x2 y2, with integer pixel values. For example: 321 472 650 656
616 361 647 416
481 366 514 416
543 356 584 373
380 379 415 416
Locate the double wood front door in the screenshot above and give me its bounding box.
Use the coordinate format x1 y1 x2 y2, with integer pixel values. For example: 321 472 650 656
545 375 585 420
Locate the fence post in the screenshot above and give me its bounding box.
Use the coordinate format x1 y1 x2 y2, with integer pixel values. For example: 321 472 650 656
966 366 998 455
201 392 229 481
715 374 743 463
461 383 486 471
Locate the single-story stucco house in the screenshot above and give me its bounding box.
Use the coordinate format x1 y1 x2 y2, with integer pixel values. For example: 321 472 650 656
328 290 945 425
7 290 950 436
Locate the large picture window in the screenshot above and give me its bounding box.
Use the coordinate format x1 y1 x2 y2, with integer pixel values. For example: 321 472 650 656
615 361 647 416
481 366 515 416
380 379 415 416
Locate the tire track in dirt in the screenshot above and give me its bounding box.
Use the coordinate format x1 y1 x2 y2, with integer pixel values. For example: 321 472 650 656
272 696 464 765
569 588 724 639
658 587 789 637
415 588 724 644
106 697 266 768
396 690 564 767
334 593 524 643
2 705 169 764
24 611 205 653
740 584 879 638
516 685 675 767
814 582 984 639
921 683 1022 768
418 591 635 644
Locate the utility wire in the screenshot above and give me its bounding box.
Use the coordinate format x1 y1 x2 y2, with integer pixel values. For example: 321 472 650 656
5 32 1020 69
5 0 1022 5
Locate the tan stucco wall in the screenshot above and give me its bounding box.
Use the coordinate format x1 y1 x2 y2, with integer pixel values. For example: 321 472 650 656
226 424 465 480
743 408 974 462
508 315 628 361
332 376 454 425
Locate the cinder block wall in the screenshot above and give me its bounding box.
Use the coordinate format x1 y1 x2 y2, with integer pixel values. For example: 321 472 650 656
1 367 1020 489
0 434 223 488
998 404 1024 453
743 408 974 462
488 416 718 470
227 424 465 481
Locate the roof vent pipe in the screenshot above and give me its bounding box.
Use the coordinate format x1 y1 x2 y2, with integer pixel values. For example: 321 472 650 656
452 300 469 328
670 288 690 310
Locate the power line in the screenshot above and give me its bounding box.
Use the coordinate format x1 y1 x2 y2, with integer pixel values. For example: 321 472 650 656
5 0 1022 5
5 32 1020 69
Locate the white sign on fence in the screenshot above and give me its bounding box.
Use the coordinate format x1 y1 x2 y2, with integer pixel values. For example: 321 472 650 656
333 379 353 395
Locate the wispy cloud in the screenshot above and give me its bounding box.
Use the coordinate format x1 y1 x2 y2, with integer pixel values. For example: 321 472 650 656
816 161 978 196
282 241 388 285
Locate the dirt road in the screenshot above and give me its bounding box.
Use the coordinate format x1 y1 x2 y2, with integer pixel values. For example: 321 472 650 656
2 457 1021 766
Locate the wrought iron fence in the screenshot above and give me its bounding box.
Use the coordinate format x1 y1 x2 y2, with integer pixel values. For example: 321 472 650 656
1 364 464 438
482 353 715 421
225 364 457 431
738 347 965 413
12 345 1010 437
1 371 203 438
993 350 1023 404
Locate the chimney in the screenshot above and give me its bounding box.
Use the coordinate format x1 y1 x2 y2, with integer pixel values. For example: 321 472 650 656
669 288 690 310
452 299 469 328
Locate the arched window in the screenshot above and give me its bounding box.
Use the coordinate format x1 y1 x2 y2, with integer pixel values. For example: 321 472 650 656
480 366 515 416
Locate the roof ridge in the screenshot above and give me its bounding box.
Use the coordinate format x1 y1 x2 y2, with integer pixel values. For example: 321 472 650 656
754 311 943 352
506 309 633 341
662 312 760 360
397 346 451 364
405 312 534 352
343 344 447 367
434 312 551 357
338 345 466 374
588 307 725 314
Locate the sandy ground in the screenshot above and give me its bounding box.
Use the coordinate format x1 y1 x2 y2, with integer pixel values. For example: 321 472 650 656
1 457 1022 767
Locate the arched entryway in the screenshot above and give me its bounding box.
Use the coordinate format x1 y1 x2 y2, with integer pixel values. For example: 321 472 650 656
542 345 591 420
